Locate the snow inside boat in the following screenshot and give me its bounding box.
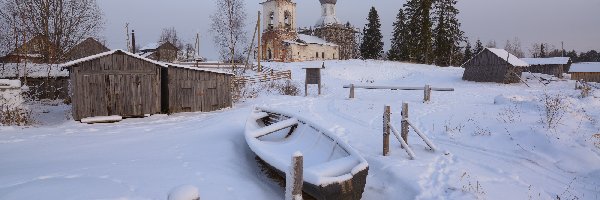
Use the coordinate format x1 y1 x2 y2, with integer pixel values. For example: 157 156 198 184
245 107 369 200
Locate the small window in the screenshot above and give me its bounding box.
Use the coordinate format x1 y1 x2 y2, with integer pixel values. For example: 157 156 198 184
268 49 272 60
322 52 325 59
316 52 319 58
284 11 292 29
268 12 275 30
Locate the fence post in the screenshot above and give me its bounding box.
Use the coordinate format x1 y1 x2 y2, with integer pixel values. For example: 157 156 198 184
349 84 355 99
383 105 391 156
424 85 431 102
286 152 303 200
401 102 409 145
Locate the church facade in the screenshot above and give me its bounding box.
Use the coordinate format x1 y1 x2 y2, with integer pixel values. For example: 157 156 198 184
260 0 355 62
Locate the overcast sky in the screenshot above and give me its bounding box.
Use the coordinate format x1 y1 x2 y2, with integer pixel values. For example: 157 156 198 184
97 0 600 60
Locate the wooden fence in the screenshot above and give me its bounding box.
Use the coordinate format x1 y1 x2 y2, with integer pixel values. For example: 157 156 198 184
232 70 292 85
383 103 437 159
345 84 454 102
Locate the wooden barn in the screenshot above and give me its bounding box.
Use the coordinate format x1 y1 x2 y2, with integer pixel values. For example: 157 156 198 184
462 48 529 84
65 37 110 61
569 62 600 82
61 49 233 121
521 57 572 78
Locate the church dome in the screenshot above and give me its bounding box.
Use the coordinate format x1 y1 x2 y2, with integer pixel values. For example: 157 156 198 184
319 0 337 4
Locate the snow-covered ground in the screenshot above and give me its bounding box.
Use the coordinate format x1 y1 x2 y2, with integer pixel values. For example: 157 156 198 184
1 60 599 200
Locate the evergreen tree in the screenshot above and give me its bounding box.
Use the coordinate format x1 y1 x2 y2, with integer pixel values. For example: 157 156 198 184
474 39 484 54
540 43 546 58
432 0 464 66
388 9 410 61
404 0 434 64
360 7 384 59
462 41 473 64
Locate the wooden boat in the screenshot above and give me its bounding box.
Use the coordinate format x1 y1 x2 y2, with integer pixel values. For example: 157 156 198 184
245 107 369 200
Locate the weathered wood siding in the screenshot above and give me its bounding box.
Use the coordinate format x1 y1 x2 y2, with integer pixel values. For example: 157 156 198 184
166 67 232 113
571 72 600 83
526 64 564 78
462 49 523 84
71 52 161 120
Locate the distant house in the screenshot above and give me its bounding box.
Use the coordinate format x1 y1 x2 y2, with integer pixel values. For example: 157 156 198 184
282 34 339 62
61 49 233 121
0 35 57 64
65 37 110 61
569 62 600 82
138 42 179 62
462 48 529 84
521 57 572 78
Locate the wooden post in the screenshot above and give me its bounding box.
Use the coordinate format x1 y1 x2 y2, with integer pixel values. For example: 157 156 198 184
318 83 321 95
286 152 303 200
423 85 431 102
383 105 391 156
305 83 308 97
257 11 262 72
349 84 355 99
401 102 409 145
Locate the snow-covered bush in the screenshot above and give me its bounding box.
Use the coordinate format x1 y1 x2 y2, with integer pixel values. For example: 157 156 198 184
233 80 301 102
0 80 33 126
168 185 200 200
538 93 569 129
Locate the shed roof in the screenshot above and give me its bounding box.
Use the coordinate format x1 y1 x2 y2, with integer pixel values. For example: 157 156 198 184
486 48 529 67
140 43 160 51
0 63 68 78
569 62 600 73
59 49 233 75
60 49 167 68
521 57 571 65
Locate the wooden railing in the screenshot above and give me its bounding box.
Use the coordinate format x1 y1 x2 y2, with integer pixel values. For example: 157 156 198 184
232 70 292 85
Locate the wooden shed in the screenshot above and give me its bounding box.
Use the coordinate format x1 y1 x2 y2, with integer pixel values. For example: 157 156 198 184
569 62 600 82
461 48 529 84
61 49 233 121
139 42 179 62
163 64 233 114
521 57 572 78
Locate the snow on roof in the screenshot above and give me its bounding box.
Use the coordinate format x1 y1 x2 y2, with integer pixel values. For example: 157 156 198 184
165 63 235 75
0 63 69 78
60 49 168 68
140 43 160 51
284 34 338 47
521 57 571 65
569 62 600 73
486 48 529 67
138 51 154 58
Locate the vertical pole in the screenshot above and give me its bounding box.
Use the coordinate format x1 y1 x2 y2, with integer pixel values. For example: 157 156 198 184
424 84 431 102
286 152 303 200
305 83 308 97
402 102 409 145
349 84 355 99
257 11 262 72
383 105 391 156
318 83 321 95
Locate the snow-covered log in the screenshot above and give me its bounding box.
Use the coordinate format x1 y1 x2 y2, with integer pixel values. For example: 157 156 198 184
168 185 200 200
390 124 416 160
80 116 123 124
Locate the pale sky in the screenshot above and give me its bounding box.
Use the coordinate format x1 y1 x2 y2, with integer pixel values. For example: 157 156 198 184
97 0 600 60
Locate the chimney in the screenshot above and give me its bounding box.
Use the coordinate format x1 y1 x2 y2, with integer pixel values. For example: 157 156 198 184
131 30 136 53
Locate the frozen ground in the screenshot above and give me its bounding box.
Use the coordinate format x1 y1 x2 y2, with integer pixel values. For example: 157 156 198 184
1 60 600 200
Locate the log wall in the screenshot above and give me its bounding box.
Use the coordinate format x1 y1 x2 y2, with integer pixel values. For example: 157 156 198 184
571 72 600 83
526 64 564 78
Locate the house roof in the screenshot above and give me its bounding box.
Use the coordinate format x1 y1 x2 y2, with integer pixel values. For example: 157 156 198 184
140 43 160 51
486 48 529 67
0 63 69 78
521 57 571 65
569 62 600 73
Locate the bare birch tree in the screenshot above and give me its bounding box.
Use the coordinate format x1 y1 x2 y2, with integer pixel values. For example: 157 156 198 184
210 0 248 70
0 0 104 63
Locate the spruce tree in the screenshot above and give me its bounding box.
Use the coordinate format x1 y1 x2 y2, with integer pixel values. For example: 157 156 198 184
474 39 484 54
360 7 384 59
404 0 433 64
463 41 473 64
432 0 464 66
388 9 409 61
540 43 546 58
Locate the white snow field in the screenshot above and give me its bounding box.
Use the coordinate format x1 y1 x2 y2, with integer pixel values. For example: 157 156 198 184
1 60 600 200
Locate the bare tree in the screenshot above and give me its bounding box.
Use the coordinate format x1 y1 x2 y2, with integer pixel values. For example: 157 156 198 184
529 43 541 58
504 37 524 58
210 0 248 69
0 0 104 63
485 40 497 48
158 27 184 59
184 43 195 60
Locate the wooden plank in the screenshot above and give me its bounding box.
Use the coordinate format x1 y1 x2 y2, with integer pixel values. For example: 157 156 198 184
383 105 390 156
342 85 455 91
